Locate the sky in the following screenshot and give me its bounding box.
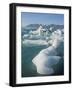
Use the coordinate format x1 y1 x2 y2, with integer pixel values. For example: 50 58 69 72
21 12 64 27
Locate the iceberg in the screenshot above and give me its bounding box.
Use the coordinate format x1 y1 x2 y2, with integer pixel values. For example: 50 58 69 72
32 48 61 74
32 29 64 75
23 39 48 46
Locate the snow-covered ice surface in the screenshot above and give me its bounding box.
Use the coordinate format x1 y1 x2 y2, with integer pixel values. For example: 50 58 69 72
23 39 48 46
32 29 64 75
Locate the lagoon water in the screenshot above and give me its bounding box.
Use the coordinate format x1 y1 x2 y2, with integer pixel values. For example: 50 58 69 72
21 45 64 77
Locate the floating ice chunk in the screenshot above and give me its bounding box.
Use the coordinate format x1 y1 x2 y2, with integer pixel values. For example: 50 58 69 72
52 38 63 48
32 50 61 75
50 29 64 41
23 39 48 46
32 54 61 67
32 29 64 75
23 34 29 39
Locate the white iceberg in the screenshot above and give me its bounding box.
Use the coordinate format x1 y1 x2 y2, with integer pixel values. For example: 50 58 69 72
32 55 61 74
23 39 48 46
32 29 64 75
32 47 61 74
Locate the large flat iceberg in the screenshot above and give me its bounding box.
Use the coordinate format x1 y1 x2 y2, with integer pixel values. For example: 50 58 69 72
23 39 48 46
